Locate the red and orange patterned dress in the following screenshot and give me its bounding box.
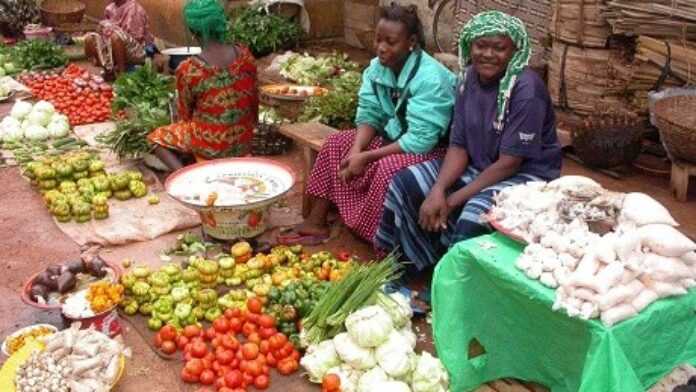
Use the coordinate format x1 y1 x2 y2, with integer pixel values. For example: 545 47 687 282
148 47 258 159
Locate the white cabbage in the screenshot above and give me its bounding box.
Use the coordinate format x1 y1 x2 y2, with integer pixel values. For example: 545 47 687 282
325 364 362 392
375 333 415 378
47 119 70 138
357 367 389 392
411 352 449 392
345 305 394 348
24 124 49 140
333 333 376 370
10 100 33 120
27 108 54 127
372 381 412 392
398 327 417 350
1 116 22 141
376 291 413 329
33 100 55 115
300 340 341 383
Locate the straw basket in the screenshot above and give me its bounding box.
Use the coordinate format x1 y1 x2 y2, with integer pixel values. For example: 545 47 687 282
653 95 696 164
40 0 86 27
572 116 645 169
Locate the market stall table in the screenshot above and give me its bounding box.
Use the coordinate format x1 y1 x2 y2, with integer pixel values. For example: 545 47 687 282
433 233 696 392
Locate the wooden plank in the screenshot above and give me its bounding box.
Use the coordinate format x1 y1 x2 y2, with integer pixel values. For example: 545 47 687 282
277 122 338 151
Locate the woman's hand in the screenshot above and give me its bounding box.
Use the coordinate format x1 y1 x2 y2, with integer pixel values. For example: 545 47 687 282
419 186 451 232
339 152 370 182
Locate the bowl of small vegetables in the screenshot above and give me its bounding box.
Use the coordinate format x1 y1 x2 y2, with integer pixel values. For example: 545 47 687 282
1 324 58 356
165 157 296 240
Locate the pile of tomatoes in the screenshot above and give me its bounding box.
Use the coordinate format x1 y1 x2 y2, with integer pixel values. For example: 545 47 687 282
154 297 301 391
19 65 113 126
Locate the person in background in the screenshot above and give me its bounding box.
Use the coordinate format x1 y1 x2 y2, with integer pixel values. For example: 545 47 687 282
376 11 562 274
84 0 156 78
147 0 258 170
280 3 456 245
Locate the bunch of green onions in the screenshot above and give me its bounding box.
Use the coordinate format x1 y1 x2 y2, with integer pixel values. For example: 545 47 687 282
302 253 402 345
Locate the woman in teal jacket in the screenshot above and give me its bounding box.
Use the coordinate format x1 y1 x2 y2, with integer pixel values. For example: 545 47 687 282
282 3 456 245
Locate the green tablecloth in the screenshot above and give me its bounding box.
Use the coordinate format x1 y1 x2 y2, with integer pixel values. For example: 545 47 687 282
432 233 696 392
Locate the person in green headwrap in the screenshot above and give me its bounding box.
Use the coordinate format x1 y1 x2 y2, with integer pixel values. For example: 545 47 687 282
148 0 258 169
376 10 562 272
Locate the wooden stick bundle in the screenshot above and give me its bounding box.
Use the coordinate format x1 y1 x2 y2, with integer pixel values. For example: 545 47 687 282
604 0 696 39
636 36 696 84
550 0 611 48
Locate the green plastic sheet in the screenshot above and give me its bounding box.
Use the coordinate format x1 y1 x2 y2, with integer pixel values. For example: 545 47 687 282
432 233 696 392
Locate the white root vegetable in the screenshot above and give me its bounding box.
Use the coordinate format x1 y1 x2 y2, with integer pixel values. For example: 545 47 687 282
637 224 696 258
595 263 625 293
599 281 644 311
601 304 638 327
540 272 558 288
643 254 693 282
71 356 102 376
620 192 678 227
632 290 659 312
683 252 696 265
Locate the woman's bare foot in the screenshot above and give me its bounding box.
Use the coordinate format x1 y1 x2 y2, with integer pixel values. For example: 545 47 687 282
294 220 330 237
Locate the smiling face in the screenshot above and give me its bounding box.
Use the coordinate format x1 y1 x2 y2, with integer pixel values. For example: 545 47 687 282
374 19 415 70
471 34 516 84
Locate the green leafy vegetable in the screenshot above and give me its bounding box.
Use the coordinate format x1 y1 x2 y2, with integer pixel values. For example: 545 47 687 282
97 102 170 158
227 6 303 57
112 60 174 112
11 40 67 71
299 70 362 129
280 52 359 86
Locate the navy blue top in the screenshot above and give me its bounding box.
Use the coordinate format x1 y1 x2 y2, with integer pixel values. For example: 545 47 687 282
449 67 562 180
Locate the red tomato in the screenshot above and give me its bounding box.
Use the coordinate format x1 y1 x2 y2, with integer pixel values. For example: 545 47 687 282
215 378 227 390
160 325 178 341
184 351 193 362
322 373 341 391
212 361 222 372
185 358 204 376
242 322 257 337
242 372 255 386
225 370 243 388
239 360 250 374
259 327 276 340
241 343 259 360
280 342 295 359
191 341 208 358
176 335 190 350
247 298 263 314
268 335 283 351
277 358 298 375
218 388 234 392
200 369 216 385
205 327 217 341
291 349 300 362
259 341 270 355
153 333 163 348
211 337 222 349
254 375 270 390
184 325 202 338
213 317 230 333
266 352 277 368
202 357 213 370
216 348 234 365
161 340 177 355
246 360 262 377
181 367 199 383
247 332 261 345
221 335 239 351
229 317 242 333
258 315 275 328
224 309 236 319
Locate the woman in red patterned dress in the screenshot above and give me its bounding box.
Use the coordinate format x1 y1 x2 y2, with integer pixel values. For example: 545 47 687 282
148 0 258 170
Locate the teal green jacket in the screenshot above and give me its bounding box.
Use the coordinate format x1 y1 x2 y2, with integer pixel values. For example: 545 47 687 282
355 50 456 154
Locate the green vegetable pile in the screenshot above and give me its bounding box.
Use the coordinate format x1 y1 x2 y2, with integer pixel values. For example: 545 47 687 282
0 47 18 76
11 40 67 71
299 70 362 129
24 150 150 222
228 6 303 57
267 279 331 344
97 61 174 158
280 52 360 86
1 136 87 167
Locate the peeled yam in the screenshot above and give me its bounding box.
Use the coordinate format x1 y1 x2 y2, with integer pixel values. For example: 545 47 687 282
682 252 696 265
643 254 693 282
596 262 625 293
601 304 638 327
638 224 696 257
632 290 659 312
620 193 677 226
599 281 644 311
614 231 641 262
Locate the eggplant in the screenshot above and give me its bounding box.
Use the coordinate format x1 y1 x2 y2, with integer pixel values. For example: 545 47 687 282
46 264 62 276
34 271 57 290
88 257 107 278
66 259 86 274
30 284 48 302
55 272 76 293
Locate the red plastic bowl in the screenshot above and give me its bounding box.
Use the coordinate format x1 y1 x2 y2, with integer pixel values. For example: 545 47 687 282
21 261 122 310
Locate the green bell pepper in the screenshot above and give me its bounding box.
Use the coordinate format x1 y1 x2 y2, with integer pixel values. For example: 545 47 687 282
139 302 153 316
205 307 223 322
153 310 173 322
124 303 139 316
154 296 174 313
182 268 199 282
197 259 219 275
147 317 163 331
175 303 192 319
132 265 151 279
196 288 218 304
148 271 171 287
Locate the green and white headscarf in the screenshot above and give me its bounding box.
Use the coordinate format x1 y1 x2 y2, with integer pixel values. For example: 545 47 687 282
458 10 531 132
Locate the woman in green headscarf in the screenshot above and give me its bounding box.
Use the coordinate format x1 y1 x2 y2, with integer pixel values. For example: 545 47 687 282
376 10 562 270
148 0 258 169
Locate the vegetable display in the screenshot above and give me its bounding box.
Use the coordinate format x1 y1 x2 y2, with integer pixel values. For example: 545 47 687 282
19 65 113 126
279 52 360 86
228 6 303 57
1 100 70 142
23 150 150 222
14 323 127 392
301 293 450 392
489 176 696 326
0 49 18 76
86 281 124 313
154 298 301 388
11 40 67 71
28 258 110 305
96 62 174 158
302 254 401 345
299 70 362 129
3 325 56 356
267 279 332 343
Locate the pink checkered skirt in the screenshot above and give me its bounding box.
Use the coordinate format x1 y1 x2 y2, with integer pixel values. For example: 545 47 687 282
305 129 445 241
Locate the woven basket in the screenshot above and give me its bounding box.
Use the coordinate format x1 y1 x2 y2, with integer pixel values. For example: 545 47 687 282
572 120 645 169
653 95 696 164
40 0 85 27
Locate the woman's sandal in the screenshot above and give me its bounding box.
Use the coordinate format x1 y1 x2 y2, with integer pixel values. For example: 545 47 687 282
276 230 330 246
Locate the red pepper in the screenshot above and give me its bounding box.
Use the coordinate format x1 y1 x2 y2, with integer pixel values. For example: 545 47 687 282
337 251 351 262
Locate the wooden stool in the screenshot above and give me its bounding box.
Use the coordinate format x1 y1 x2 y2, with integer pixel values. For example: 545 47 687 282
277 122 338 217
670 159 696 202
